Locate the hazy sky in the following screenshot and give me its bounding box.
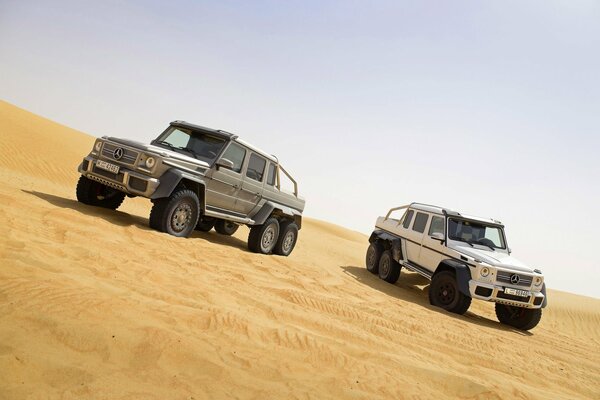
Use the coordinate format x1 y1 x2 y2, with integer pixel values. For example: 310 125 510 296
1 1 599 297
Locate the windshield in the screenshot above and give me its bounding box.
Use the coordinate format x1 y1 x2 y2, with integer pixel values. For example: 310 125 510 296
154 127 226 164
448 218 506 249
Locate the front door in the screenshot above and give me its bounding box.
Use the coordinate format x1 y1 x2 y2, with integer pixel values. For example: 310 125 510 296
419 215 445 271
204 142 246 213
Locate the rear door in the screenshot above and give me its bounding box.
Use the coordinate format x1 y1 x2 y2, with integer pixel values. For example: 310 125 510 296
237 152 267 215
404 211 429 265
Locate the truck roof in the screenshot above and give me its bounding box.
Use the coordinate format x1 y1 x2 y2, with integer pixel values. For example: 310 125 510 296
170 120 278 164
408 203 503 226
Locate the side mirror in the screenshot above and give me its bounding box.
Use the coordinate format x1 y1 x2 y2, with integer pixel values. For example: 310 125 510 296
216 158 234 170
430 232 444 241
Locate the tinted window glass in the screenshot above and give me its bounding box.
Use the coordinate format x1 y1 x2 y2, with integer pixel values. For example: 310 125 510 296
428 216 445 236
246 153 266 182
413 212 429 233
402 210 414 229
267 163 277 186
220 143 246 173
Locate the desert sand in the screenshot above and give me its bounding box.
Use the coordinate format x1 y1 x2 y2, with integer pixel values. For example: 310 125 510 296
0 100 598 399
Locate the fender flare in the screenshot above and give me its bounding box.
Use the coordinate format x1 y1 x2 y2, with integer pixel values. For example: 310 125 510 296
151 169 206 204
434 259 472 298
252 201 302 228
541 283 548 308
368 230 403 262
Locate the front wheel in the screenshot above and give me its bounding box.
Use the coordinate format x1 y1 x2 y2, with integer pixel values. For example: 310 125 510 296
248 217 280 254
429 271 471 314
274 221 299 256
495 303 542 331
76 175 125 210
149 189 200 237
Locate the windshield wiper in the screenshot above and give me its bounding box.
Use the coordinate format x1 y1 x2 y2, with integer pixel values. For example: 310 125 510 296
155 140 177 151
476 241 496 251
176 146 199 159
464 239 475 247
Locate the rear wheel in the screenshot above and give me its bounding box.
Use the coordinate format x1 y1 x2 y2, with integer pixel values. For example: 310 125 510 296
429 271 471 314
248 217 280 254
149 189 200 237
274 221 299 256
495 303 542 331
76 175 125 210
365 242 383 274
214 219 240 236
378 250 401 283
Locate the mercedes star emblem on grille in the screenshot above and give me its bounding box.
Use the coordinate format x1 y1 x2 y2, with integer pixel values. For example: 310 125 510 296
510 274 520 285
113 147 124 160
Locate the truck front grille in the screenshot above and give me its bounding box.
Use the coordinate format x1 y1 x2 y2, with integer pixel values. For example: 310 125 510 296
497 270 532 288
101 142 139 165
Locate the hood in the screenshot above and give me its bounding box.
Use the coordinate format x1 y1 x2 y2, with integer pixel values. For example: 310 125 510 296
450 244 534 273
106 137 210 168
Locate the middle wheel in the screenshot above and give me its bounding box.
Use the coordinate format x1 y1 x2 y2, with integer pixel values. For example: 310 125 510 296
378 250 401 283
248 217 280 254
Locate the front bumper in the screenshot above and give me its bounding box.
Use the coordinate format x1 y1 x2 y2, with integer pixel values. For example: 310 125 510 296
78 156 159 198
469 280 545 309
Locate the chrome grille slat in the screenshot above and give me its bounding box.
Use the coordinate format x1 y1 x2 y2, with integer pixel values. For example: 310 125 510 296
101 143 139 165
496 270 532 287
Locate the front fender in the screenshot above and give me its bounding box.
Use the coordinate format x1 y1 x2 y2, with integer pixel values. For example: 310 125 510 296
150 169 205 199
435 259 472 298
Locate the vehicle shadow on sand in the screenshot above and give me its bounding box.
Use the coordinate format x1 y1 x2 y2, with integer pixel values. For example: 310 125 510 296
340 265 533 336
23 190 249 252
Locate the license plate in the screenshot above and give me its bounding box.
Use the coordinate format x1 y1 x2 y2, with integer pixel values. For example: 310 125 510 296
504 288 529 297
96 160 120 174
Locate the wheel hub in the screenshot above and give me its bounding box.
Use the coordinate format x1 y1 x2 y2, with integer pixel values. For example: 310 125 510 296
282 231 294 252
172 204 192 232
261 224 277 251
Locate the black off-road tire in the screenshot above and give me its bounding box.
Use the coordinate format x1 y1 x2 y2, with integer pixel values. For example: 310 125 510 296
429 271 472 314
365 242 384 274
273 221 299 256
248 217 280 254
76 175 126 210
214 220 240 236
378 250 401 283
495 303 542 331
148 189 200 238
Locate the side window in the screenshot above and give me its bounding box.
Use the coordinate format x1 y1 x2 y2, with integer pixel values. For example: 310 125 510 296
220 142 246 173
267 163 277 186
412 212 429 233
246 153 266 182
428 216 445 236
402 210 414 229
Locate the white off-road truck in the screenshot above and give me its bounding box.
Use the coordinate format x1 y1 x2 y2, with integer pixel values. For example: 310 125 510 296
366 203 547 330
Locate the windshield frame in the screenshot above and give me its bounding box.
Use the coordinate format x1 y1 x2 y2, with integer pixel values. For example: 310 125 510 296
446 217 507 250
152 126 228 165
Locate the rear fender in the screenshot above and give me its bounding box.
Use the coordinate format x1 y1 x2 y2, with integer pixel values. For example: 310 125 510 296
369 230 404 262
252 201 302 228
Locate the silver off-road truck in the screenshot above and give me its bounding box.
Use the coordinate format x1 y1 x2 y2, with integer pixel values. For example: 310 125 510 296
76 121 305 256
367 203 547 330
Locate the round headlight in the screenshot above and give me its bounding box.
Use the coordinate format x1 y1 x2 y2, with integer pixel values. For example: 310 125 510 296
480 267 490 277
534 277 543 286
145 156 156 168
94 141 102 152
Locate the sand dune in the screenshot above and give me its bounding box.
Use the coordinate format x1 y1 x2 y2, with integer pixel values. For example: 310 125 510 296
0 100 599 399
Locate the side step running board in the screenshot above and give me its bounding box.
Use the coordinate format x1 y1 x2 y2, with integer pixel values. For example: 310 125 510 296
204 209 254 225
